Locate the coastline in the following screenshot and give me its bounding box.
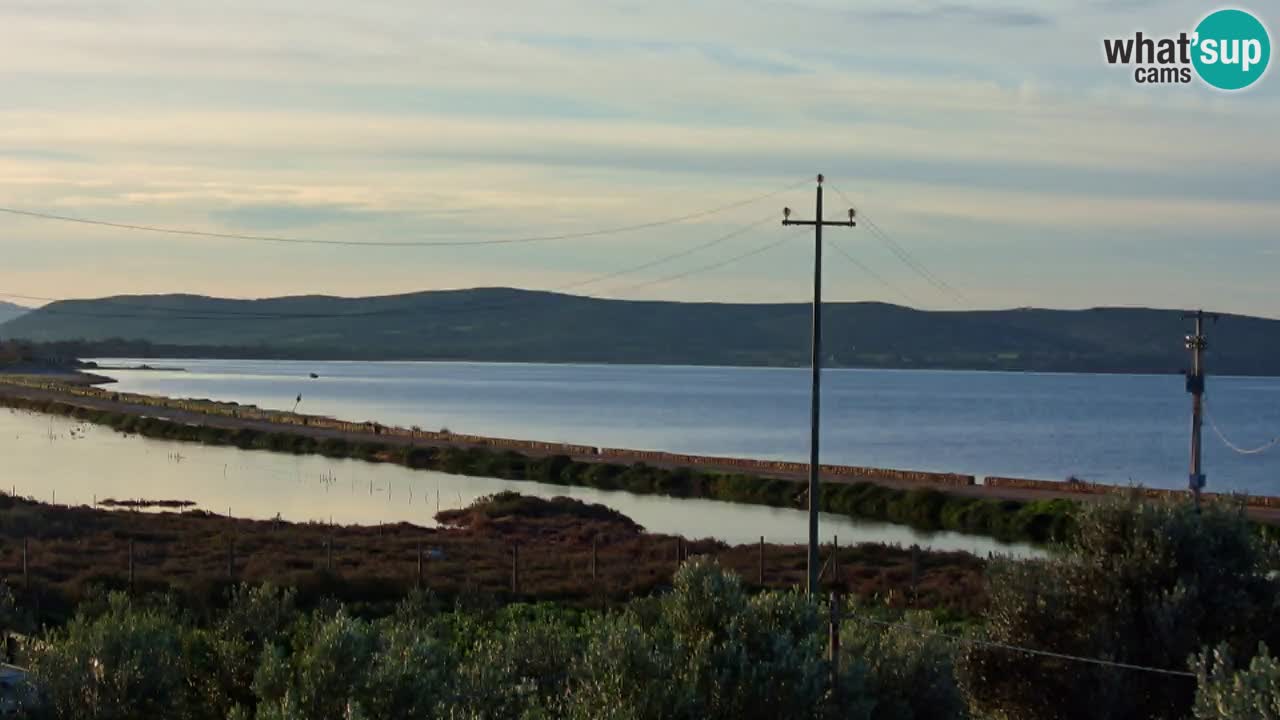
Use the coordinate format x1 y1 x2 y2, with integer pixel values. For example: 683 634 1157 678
2 376 1276 540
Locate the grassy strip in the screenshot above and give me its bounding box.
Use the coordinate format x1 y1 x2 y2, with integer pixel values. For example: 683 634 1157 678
0 394 1076 544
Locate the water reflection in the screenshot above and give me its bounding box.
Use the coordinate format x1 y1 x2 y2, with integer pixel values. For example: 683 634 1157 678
1 409 1038 557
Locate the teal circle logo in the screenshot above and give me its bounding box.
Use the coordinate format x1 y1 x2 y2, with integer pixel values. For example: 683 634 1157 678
1192 9 1271 90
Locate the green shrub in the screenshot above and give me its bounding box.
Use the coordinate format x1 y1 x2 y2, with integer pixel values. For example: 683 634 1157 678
959 497 1280 720
1193 643 1280 719
29 593 201 720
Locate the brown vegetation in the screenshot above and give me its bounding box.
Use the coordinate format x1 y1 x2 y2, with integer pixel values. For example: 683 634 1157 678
0 492 987 623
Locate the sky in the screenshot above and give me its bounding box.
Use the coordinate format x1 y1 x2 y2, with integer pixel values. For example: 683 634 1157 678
0 0 1277 316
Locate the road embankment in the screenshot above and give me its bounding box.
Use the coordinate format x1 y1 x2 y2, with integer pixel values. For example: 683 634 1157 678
2 377 1276 537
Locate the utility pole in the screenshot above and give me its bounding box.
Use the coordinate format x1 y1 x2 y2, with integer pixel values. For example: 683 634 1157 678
1183 310 1217 512
783 174 855 597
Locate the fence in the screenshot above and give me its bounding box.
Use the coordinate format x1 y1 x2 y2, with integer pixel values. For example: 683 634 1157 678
1 499 951 614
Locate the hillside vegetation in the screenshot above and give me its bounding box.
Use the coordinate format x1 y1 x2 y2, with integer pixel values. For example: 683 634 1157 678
3 288 1279 374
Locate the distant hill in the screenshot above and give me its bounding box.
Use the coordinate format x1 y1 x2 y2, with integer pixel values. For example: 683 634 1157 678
2 288 1278 375
0 300 28 326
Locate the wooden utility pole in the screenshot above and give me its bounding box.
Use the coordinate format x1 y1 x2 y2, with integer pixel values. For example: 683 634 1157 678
1184 310 1217 512
783 174 856 597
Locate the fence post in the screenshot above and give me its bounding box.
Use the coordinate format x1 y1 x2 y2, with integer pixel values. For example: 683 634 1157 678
227 537 235 581
832 535 840 587
591 537 598 583
829 591 842 709
22 538 29 593
326 538 333 572
511 544 519 595
416 541 424 589
910 544 920 604
128 539 135 594
758 536 765 585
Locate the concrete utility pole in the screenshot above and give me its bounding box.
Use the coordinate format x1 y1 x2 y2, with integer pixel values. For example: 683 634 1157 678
783 174 855 597
1183 309 1217 512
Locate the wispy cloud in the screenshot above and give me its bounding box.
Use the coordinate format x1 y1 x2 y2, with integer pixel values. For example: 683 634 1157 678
862 3 1054 27
207 203 401 231
0 0 1275 317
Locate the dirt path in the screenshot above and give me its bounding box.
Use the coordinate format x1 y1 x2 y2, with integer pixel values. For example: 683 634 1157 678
4 379 1277 525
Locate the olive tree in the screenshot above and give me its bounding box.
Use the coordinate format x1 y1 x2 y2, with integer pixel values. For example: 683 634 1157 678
564 559 852 720
1193 643 1280 719
959 497 1280 720
29 593 199 720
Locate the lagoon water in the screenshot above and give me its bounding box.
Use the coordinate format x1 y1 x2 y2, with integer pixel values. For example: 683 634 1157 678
92 359 1280 494
0 409 1031 556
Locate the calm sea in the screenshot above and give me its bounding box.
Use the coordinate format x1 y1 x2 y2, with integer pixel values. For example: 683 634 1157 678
91 359 1280 495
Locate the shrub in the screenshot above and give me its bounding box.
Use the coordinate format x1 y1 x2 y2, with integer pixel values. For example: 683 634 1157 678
958 497 1280 720
29 593 200 720
564 559 837 720
1193 643 1280 719
842 610 965 720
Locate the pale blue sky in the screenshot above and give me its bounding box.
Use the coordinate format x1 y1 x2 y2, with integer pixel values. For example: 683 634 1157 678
0 0 1276 316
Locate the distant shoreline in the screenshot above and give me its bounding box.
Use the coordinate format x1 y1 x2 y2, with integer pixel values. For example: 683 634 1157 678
0 368 116 386
90 363 187 373
87 355 1239 380
6 291 1279 375
2 376 1279 536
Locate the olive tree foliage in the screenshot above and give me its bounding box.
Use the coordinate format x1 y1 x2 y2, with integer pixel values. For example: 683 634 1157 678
563 558 860 720
442 604 583 719
193 583 301 719
841 611 966 720
958 497 1280 720
28 592 201 720
252 609 455 720
1193 643 1280 719
18 563 989 719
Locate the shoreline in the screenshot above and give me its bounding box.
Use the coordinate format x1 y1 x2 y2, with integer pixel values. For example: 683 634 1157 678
2 376 1277 537
83 354 1280 379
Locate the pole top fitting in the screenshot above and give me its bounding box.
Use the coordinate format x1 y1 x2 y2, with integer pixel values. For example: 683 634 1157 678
784 207 791 219
817 173 824 185
848 208 855 221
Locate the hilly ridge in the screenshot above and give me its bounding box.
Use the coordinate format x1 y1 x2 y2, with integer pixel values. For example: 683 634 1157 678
2 288 1278 375
0 300 28 325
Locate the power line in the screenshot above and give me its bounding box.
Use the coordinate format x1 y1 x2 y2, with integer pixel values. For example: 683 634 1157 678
1204 399 1280 456
0 178 808 249
828 184 967 303
558 214 776 292
602 234 792 296
847 614 1196 679
0 215 777 322
864 215 966 302
824 238 919 307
